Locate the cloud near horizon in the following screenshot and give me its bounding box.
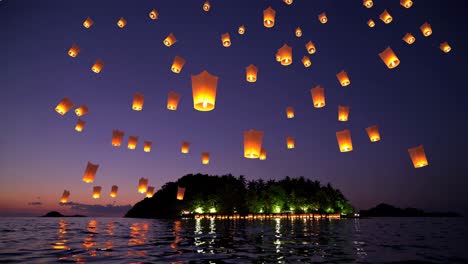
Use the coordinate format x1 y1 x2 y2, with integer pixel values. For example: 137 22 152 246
59 202 132 217
28 202 42 206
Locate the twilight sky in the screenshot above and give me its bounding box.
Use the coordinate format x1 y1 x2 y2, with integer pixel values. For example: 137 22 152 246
1 0 467 217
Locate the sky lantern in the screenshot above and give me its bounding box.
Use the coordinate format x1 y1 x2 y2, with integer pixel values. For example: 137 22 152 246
128 136 139 150
310 85 325 108
400 0 413 8
91 59 104 74
55 97 74 115
83 17 93 29
408 145 428 168
75 105 89 116
132 92 144 111
365 125 381 142
259 148 267 160
167 91 181 110
83 162 99 183
143 141 152 153
202 152 210 164
68 44 80 58
203 1 210 12
318 12 328 24
363 0 373 8
191 70 218 111
146 186 155 198
171 55 186 73
138 178 148 193
284 0 293 5
295 27 302 37
336 129 353 152
181 142 190 153
263 6 276 28
379 10 393 24
177 187 185 200
305 41 316 54
238 25 245 35
336 70 351 86
149 9 159 20
221 33 231 47
379 47 400 69
110 185 118 198
75 119 86 132
112 130 124 147
275 52 281 62
277 44 292 66
440 42 451 53
92 186 102 199
245 64 258 82
60 190 70 203
286 106 294 118
420 22 432 37
117 17 127 28
164 33 177 47
286 136 295 149
338 105 350 122
301 56 311 67
244 129 264 159
367 19 375 28
403 33 416 44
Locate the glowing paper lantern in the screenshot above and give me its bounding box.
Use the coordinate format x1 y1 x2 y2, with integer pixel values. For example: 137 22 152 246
238 25 245 35
83 162 99 183
138 178 148 193
143 141 152 153
379 10 392 24
171 55 186 73
112 130 124 147
117 17 127 28
310 85 325 108
440 42 451 53
203 1 210 12
128 136 138 150
277 44 292 66
363 0 373 8
295 27 302 37
110 185 118 198
244 129 264 159
286 136 295 149
132 92 144 111
167 91 181 110
318 12 328 24
302 56 311 67
263 6 276 28
420 22 432 37
259 148 267 160
75 119 86 132
400 0 413 8
202 152 210 164
181 142 190 153
177 186 185 200
286 107 294 118
191 70 218 111
146 186 155 198
275 52 281 62
75 105 89 116
379 47 400 69
403 33 416 44
55 97 74 115
93 186 102 199
365 125 381 142
305 41 316 54
408 145 428 168
284 0 293 5
336 70 351 86
68 44 80 58
164 33 177 47
83 17 93 29
60 190 70 203
246 64 258 82
221 33 231 47
336 129 353 152
338 105 350 122
91 59 104 74
149 9 159 20
367 19 375 28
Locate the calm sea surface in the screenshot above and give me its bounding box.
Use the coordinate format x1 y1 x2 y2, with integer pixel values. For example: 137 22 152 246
0 217 466 263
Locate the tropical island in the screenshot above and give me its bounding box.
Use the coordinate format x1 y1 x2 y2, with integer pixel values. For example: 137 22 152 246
360 203 461 217
125 174 355 218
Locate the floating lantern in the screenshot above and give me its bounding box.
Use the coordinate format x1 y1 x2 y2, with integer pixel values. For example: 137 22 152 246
110 185 118 198
365 125 381 142
75 105 89 116
117 17 127 28
128 136 138 150
275 52 281 62
91 59 104 74
284 0 293 5
146 186 155 198
83 162 99 183
238 25 245 35
75 119 86 132
259 148 267 160
263 6 276 28
286 107 294 118
318 12 327 24
202 152 210 164
60 190 70 203
379 47 400 69
171 55 186 73
277 44 292 66
112 130 124 147
420 22 432 37
246 64 258 82
403 33 416 44
132 92 144 111
305 41 316 54
221 33 231 47
68 44 80 58
302 56 311 67
191 70 218 111
336 70 351 86
295 27 302 37
336 129 353 152
310 85 325 108
149 9 159 20
244 129 264 159
83 17 93 29
92 186 102 199
164 33 177 47
379 10 392 24
143 141 152 152
181 142 190 153
167 91 181 110
338 105 350 122
203 1 210 12
400 0 413 8
363 0 373 8
138 178 148 193
286 136 295 149
55 97 74 115
408 145 428 168
177 186 185 200
440 42 451 53
367 19 375 28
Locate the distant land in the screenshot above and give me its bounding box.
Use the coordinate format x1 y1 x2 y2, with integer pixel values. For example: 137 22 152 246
360 203 461 217
42 211 87 217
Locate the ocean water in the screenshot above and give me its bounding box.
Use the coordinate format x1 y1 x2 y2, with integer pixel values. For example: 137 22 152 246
0 217 466 263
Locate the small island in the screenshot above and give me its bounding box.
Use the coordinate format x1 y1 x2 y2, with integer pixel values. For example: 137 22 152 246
360 203 461 217
42 211 87 217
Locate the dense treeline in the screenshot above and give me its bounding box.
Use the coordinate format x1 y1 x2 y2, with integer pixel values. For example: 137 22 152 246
125 174 354 218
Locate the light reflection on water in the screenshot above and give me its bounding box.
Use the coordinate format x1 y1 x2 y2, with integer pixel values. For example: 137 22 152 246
0 217 467 263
